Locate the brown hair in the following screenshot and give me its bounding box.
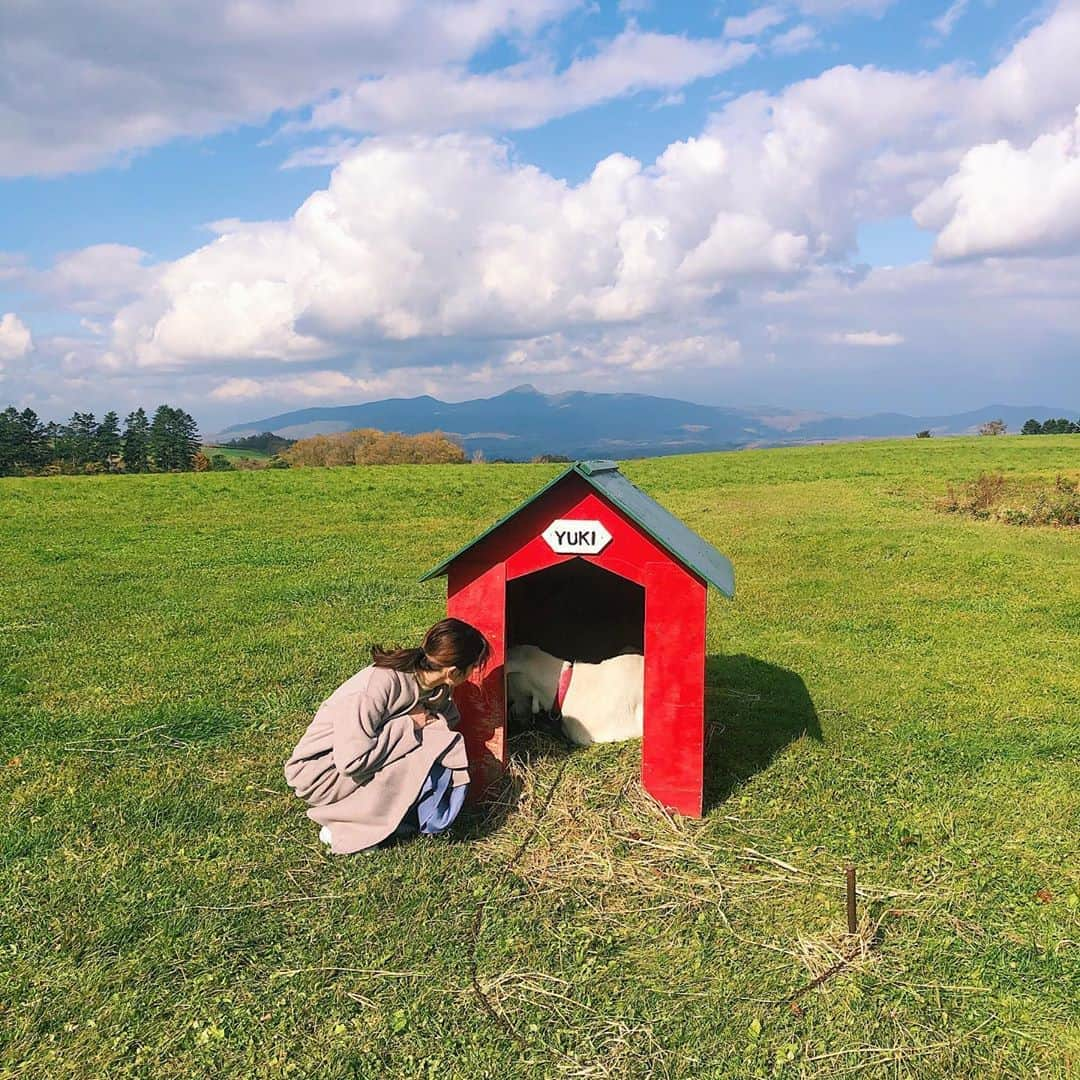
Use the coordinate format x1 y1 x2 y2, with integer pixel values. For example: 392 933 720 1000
371 617 490 676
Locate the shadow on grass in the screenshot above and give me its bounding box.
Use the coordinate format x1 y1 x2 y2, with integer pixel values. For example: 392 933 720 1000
705 653 822 813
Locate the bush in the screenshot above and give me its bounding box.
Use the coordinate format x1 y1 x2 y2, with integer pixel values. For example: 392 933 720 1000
209 454 235 471
938 472 1078 527
915 430 932 439
283 428 466 467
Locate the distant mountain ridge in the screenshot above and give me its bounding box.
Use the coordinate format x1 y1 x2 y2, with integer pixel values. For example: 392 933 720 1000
212 386 1074 461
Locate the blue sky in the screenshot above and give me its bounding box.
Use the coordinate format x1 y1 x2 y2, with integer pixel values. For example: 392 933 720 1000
1 0 1078 430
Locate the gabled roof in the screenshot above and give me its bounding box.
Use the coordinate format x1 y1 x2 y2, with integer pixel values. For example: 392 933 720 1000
419 460 734 597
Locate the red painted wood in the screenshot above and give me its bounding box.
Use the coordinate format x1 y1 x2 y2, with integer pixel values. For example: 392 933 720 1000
643 561 707 817
438 469 712 818
446 558 506 800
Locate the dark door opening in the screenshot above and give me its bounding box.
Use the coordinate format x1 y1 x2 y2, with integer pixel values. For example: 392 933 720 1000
506 558 644 663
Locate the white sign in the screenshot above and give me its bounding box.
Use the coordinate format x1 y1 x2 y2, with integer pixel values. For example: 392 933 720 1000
542 519 612 555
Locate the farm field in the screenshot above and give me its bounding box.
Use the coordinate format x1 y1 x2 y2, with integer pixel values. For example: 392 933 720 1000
1 435 1078 1079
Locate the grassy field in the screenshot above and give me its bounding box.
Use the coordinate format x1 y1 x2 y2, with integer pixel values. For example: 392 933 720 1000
201 445 273 462
1 436 1078 1079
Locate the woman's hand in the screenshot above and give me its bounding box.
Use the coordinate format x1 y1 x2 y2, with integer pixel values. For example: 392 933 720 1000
409 705 435 731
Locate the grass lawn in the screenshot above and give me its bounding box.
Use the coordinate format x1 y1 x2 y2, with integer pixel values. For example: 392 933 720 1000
1 436 1078 1079
201 445 273 463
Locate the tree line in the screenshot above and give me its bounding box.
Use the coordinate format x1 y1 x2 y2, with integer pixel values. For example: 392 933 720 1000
0 404 200 476
1022 417 1080 435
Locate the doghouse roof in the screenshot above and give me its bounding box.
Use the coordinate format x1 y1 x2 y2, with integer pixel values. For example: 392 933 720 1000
420 460 735 597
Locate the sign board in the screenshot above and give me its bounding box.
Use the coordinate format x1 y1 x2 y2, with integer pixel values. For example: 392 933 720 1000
542 519 612 555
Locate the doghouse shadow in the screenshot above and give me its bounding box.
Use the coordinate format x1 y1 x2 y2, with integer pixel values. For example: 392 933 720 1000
705 654 822 812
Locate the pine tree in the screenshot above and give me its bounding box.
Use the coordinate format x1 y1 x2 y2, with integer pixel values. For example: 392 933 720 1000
174 408 201 470
97 410 122 471
0 407 22 474
64 411 98 467
123 407 150 473
1021 418 1043 435
149 405 175 470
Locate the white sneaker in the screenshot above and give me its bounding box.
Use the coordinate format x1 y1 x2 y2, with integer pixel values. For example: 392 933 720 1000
318 826 332 846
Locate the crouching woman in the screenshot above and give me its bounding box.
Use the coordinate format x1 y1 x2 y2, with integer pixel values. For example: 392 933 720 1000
284 618 490 854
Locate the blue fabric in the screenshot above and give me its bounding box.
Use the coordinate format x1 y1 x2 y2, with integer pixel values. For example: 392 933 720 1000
415 761 467 835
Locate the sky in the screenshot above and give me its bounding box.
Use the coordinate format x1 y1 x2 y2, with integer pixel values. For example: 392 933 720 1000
1 0 1079 433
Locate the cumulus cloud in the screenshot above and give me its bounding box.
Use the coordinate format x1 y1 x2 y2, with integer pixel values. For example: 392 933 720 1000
0 313 33 366
914 109 1080 260
11 0 1069 424
89 2 1080 383
105 132 809 370
306 27 755 135
0 0 577 175
37 244 153 314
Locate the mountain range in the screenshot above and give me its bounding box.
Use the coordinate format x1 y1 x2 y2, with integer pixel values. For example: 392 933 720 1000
212 386 1075 461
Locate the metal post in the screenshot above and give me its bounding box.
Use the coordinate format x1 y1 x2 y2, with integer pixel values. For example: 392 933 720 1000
846 864 857 934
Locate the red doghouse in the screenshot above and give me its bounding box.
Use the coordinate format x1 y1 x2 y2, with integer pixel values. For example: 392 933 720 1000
420 460 735 817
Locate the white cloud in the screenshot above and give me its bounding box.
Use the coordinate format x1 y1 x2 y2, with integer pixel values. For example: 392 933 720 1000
794 0 895 14
0 313 34 366
38 245 152 314
502 326 741 376
723 6 787 39
105 132 810 370
930 0 969 41
0 0 578 176
914 108 1080 260
307 27 755 134
17 0 1073 424
210 371 399 402
827 329 905 346
771 24 821 54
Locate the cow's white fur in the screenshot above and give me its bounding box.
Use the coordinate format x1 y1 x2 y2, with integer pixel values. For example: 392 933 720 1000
505 644 643 746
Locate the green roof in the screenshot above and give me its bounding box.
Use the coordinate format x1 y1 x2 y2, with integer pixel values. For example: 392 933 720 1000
419 460 734 597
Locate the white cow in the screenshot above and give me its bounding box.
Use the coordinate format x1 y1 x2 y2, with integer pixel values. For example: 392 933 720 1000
505 644 643 746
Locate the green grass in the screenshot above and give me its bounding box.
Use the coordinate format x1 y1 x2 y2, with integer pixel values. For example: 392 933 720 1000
202 445 272 461
1 435 1078 1079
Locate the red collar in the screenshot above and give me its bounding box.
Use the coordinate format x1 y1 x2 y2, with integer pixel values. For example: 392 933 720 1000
554 661 573 715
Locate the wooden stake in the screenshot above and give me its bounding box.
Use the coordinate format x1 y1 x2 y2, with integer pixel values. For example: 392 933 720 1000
846 864 857 933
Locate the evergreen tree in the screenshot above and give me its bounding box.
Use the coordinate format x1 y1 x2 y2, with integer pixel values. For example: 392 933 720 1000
148 404 200 471
123 407 150 472
1021 418 1043 435
175 407 201 470
20 409 50 469
149 405 176 470
61 411 98 467
0 407 23 474
97 410 122 471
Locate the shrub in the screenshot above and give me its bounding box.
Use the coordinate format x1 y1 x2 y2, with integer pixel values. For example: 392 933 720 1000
283 428 466 467
938 472 1007 518
938 472 1078 527
209 454 235 471
915 430 932 439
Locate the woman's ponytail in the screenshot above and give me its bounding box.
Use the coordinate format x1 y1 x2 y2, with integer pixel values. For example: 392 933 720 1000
371 618 490 675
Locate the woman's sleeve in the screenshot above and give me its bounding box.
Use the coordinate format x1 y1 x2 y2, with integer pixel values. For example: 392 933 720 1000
330 674 420 779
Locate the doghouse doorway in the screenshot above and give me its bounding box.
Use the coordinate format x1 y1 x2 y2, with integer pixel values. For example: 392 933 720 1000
506 557 644 663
